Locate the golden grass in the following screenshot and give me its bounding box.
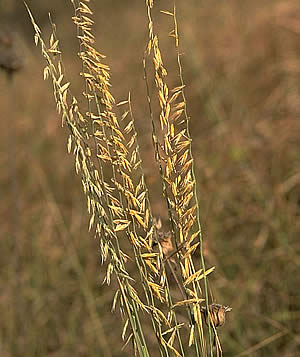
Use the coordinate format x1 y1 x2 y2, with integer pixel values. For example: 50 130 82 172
25 0 219 355
1 0 299 356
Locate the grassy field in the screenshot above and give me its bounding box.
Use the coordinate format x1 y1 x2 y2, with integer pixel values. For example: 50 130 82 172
0 0 299 356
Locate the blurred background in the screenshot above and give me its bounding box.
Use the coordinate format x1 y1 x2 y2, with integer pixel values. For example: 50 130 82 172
1 0 300 356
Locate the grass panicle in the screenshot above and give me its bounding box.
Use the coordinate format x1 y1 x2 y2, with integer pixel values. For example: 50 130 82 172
26 0 217 355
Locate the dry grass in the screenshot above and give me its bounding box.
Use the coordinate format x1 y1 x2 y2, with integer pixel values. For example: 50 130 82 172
24 0 217 355
0 0 299 356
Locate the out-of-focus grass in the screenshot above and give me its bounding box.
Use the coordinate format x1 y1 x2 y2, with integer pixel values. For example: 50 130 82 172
0 0 299 356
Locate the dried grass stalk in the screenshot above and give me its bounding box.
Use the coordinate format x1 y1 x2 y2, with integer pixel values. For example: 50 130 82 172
26 0 218 355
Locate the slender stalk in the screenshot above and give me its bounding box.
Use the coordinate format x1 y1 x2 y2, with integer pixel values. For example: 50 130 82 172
172 3 214 354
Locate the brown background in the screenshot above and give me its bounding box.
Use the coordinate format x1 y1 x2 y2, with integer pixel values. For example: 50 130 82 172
0 0 299 356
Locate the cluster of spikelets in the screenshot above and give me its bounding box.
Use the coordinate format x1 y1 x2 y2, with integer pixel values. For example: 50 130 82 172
26 0 218 355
